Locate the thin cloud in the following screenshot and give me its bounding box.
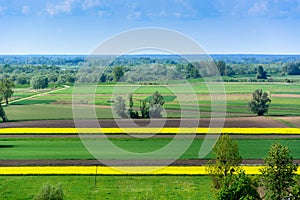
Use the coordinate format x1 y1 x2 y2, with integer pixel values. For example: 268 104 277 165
98 8 112 17
46 0 75 16
127 11 142 20
82 0 100 10
21 5 31 15
248 0 269 16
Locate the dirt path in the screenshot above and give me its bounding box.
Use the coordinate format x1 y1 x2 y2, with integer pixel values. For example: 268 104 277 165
6 85 70 105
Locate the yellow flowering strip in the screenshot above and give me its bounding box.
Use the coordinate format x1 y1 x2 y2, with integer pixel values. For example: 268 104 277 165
0 127 300 134
1 166 300 175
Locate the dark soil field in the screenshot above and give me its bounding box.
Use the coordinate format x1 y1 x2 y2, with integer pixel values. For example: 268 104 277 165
0 116 291 128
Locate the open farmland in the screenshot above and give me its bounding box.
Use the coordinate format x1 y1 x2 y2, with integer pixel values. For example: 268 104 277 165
0 176 214 200
5 82 300 121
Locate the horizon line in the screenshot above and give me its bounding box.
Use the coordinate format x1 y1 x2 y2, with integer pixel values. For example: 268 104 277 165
0 53 300 56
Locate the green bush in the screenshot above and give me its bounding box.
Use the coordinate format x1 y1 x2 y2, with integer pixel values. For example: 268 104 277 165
34 183 64 200
217 171 260 200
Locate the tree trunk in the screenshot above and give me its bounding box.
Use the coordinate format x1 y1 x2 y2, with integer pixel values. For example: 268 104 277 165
0 106 8 122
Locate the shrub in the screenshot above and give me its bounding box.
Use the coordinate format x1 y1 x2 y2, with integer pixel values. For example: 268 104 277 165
34 183 64 200
217 171 260 200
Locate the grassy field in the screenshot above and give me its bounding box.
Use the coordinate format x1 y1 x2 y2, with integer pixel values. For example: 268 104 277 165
5 82 300 121
0 175 214 200
1 138 300 160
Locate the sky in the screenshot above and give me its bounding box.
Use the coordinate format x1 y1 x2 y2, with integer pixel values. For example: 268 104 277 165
0 0 300 54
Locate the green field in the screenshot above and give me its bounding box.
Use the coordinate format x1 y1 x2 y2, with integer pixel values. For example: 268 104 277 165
1 138 300 160
5 82 300 121
0 175 214 200
51 83 300 95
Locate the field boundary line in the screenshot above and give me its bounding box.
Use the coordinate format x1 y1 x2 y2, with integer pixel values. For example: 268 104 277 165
0 128 300 134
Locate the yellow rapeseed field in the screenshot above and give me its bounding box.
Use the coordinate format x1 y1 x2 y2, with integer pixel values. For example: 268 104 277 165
2 166 299 175
0 128 299 134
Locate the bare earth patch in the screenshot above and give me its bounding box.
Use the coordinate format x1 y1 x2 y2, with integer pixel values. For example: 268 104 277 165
1 116 289 128
276 116 300 127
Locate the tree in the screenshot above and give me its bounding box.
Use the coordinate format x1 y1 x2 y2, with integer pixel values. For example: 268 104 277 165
140 101 149 118
113 96 127 118
248 89 271 116
0 79 15 105
128 93 138 118
0 95 8 122
207 134 242 189
113 66 124 81
149 91 165 118
216 60 227 76
217 171 260 200
283 62 300 75
260 142 298 200
30 76 49 89
256 65 267 79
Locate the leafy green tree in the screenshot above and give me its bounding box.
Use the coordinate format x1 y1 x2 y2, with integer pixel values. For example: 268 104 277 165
140 101 149 118
113 66 124 81
217 171 260 200
34 183 64 200
291 178 300 200
207 134 242 189
149 91 165 118
127 93 139 118
30 76 49 89
248 89 271 116
113 96 127 118
0 78 15 105
216 60 227 76
256 65 267 79
260 142 298 200
283 62 300 75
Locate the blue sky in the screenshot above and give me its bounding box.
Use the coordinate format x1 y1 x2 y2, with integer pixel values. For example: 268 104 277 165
0 0 300 54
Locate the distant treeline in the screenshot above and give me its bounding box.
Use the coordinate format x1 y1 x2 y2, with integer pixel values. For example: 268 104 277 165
1 54 300 65
1 55 300 88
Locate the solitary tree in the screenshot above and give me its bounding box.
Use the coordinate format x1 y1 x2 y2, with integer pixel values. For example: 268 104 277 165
0 79 15 105
260 142 298 200
256 65 267 79
207 134 242 189
248 89 271 116
113 96 127 118
0 80 12 122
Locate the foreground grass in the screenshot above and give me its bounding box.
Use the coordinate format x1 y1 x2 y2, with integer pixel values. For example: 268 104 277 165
1 138 300 160
0 175 214 200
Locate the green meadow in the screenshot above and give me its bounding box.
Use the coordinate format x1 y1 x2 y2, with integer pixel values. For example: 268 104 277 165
1 138 300 160
0 176 214 200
